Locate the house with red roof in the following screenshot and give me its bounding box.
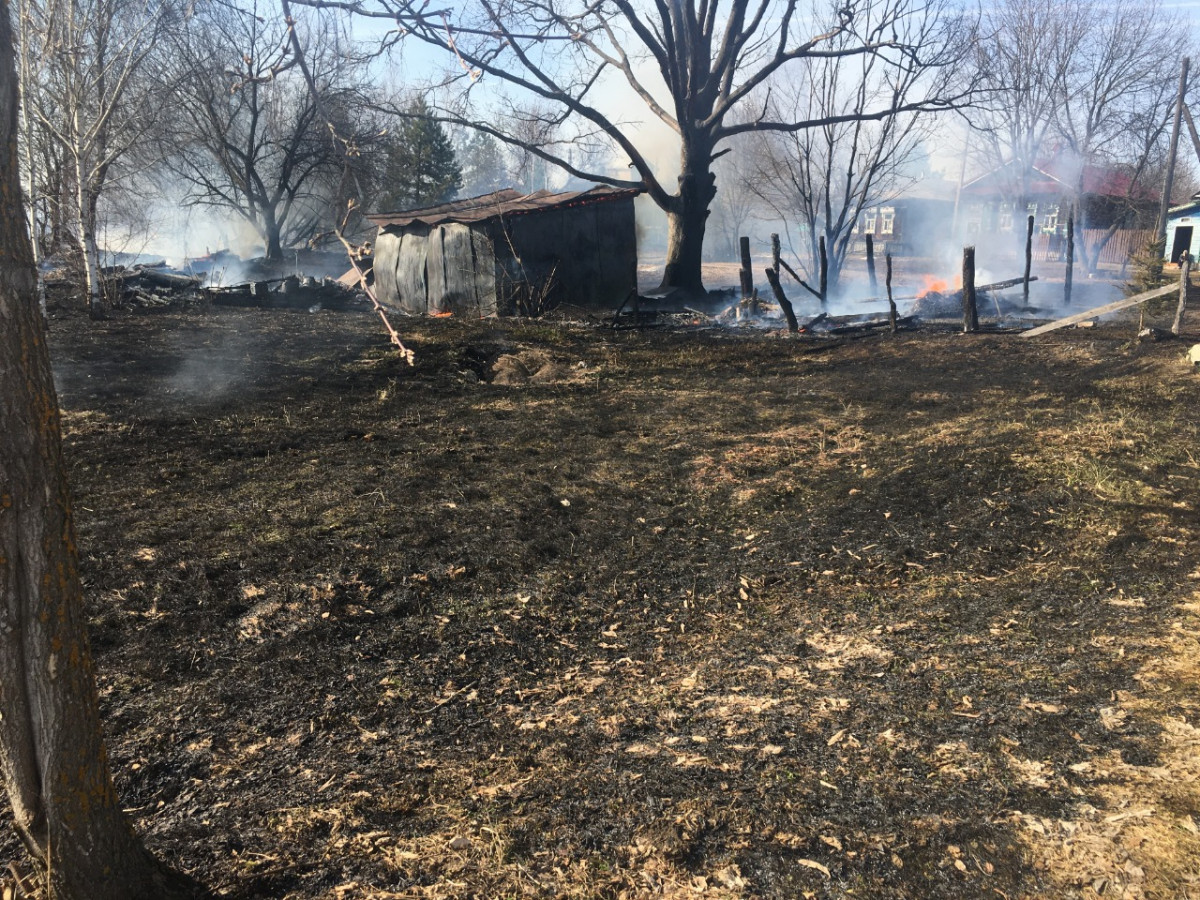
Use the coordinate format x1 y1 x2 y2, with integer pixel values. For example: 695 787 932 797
958 157 1157 247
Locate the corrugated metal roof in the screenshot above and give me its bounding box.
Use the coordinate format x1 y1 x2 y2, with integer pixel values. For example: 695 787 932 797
366 185 642 229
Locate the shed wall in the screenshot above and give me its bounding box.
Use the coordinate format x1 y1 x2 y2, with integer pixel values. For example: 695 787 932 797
496 198 636 312
1166 211 1200 263
374 197 636 316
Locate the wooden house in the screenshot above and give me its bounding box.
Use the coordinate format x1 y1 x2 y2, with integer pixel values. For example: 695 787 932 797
367 186 641 316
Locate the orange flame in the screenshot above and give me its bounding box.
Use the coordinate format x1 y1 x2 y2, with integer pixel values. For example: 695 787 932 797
431 310 453 318
916 274 962 298
918 275 948 298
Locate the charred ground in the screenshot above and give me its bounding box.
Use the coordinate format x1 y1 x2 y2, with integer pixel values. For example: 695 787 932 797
4 294 1200 899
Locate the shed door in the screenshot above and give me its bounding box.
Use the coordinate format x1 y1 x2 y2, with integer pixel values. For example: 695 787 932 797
1172 226 1194 263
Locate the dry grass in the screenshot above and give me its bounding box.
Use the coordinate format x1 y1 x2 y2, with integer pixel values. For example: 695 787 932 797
4 302 1200 899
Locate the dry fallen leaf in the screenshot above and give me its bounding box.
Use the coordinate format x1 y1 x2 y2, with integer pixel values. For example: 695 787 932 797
797 858 830 877
827 729 847 747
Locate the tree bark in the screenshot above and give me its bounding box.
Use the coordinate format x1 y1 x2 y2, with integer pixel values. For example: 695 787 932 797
658 133 716 295
0 8 207 897
73 145 104 318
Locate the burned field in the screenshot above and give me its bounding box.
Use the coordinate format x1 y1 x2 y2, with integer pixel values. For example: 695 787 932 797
6 299 1200 899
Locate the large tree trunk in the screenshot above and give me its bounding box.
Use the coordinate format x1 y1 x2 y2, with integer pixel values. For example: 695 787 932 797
657 132 716 295
264 209 284 261
0 8 207 898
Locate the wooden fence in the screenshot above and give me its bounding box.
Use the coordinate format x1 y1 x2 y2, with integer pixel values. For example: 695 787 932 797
1027 229 1155 266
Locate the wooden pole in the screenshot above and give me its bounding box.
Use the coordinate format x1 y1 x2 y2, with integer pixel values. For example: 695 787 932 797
771 233 781 272
739 236 753 299
1065 207 1075 306
866 234 878 294
1174 253 1191 335
1023 282 1177 337
1157 56 1190 243
886 253 897 333
765 266 799 333
818 235 828 306
1024 214 1034 306
962 246 978 333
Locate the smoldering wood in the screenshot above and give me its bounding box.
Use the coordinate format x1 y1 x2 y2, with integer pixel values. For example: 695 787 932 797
858 275 1040 306
962 246 978 333
764 266 799 333
825 315 916 335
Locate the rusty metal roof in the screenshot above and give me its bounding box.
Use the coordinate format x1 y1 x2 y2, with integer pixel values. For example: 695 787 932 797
366 185 642 229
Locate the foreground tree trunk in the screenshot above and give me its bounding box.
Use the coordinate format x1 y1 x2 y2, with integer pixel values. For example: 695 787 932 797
0 7 207 897
657 128 717 295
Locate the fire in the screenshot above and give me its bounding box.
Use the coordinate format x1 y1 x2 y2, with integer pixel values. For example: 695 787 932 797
431 310 454 318
916 273 962 298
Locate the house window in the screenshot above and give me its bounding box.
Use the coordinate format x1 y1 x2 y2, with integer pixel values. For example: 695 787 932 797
1042 204 1059 233
864 212 877 233
881 208 895 235
998 204 1013 232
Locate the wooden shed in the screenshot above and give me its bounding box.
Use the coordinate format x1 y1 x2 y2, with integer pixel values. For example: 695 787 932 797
1165 199 1200 263
367 186 641 316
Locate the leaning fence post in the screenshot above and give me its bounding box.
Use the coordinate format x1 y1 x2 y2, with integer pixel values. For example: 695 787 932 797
765 266 799 333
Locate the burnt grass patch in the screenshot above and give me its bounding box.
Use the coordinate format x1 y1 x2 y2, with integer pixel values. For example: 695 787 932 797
5 300 1200 898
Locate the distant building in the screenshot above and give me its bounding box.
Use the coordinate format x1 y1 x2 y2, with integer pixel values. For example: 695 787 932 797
1165 199 1200 263
958 158 1157 244
852 178 958 257
367 186 641 316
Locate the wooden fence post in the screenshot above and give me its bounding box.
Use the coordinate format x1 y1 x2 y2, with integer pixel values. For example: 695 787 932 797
739 236 753 300
1174 253 1192 335
866 234 878 294
1065 208 1075 306
963 246 978 333
1023 214 1035 307
818 235 828 306
886 253 897 333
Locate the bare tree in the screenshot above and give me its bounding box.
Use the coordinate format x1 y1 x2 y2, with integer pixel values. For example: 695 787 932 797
744 0 946 298
1053 1 1181 273
16 0 171 315
969 0 1182 268
164 0 373 259
288 0 976 295
0 5 209 897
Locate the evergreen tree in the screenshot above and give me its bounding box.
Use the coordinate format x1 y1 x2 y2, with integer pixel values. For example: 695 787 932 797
460 130 508 196
379 98 462 210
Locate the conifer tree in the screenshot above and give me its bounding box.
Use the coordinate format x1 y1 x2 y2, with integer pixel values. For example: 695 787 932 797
379 98 462 210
